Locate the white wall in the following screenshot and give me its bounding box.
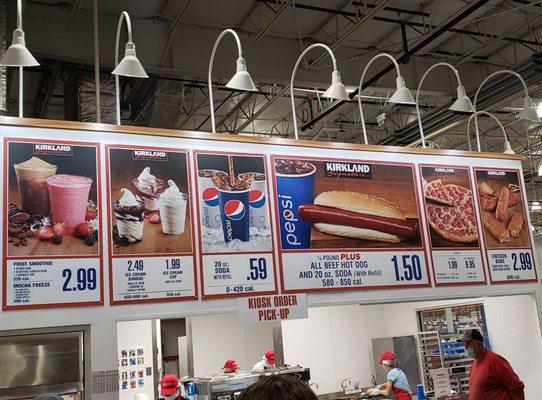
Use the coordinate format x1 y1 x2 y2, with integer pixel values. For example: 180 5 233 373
117 320 156 400
189 313 274 376
282 295 542 399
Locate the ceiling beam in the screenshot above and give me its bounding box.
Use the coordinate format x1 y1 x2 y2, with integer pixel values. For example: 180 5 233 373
309 0 392 67
299 0 491 132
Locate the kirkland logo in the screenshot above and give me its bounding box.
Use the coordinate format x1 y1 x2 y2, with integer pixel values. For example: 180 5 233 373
487 170 507 178
132 150 168 161
33 144 72 156
324 162 372 179
434 167 456 175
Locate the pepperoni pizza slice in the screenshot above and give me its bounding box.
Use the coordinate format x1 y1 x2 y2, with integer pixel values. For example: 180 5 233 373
426 184 478 243
424 179 454 206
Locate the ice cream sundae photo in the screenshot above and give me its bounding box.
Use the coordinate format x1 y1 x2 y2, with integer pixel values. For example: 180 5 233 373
6 141 100 257
107 148 193 255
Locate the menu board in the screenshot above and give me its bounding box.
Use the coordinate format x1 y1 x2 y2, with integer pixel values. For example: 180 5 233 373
3 138 102 309
419 165 486 285
0 122 538 309
194 151 277 298
106 145 197 304
474 168 536 283
271 156 430 292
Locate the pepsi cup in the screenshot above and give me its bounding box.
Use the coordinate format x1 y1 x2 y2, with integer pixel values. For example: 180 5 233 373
239 172 268 230
198 169 227 229
218 188 250 242
275 160 316 249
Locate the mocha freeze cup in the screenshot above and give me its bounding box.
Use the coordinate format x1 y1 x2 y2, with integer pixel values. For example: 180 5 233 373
14 157 57 216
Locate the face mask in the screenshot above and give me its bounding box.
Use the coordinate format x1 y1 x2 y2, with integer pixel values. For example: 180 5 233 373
465 347 476 359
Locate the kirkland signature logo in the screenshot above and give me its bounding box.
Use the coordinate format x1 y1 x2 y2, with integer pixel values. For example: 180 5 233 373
324 162 372 179
33 144 73 156
434 167 456 175
132 150 168 161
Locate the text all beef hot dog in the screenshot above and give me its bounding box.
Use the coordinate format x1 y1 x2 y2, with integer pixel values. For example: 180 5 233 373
299 204 418 239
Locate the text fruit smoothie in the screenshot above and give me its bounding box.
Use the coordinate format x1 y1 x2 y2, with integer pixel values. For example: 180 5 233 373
14 157 57 216
159 180 188 235
133 167 164 215
113 188 145 243
46 174 92 233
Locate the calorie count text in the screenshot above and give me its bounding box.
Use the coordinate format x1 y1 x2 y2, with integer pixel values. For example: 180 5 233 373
296 253 426 288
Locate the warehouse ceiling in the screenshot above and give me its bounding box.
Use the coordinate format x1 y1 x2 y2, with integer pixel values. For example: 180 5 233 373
2 0 542 230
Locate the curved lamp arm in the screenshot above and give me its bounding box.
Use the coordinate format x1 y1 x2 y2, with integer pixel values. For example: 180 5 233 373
473 69 530 152
291 43 339 140
114 12 133 125
416 62 463 148
208 29 244 133
466 111 508 152
358 53 402 145
17 0 23 117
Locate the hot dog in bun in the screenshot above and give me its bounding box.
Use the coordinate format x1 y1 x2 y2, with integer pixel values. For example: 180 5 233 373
299 190 418 243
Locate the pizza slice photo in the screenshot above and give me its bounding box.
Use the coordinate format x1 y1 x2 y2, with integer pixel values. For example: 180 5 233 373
422 173 479 247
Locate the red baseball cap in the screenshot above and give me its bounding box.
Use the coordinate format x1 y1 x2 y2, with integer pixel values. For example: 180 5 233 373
160 374 179 396
379 351 396 365
265 349 275 365
223 359 239 372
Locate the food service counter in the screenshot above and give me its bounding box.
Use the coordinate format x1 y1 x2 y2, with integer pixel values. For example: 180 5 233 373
181 366 310 400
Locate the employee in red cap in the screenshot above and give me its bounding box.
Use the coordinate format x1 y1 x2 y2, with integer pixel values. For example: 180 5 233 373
160 374 181 400
462 328 524 400
252 349 275 372
223 359 240 374
365 351 412 400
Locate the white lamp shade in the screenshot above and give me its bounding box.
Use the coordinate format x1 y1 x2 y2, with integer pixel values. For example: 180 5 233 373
226 58 257 91
502 140 514 154
449 85 474 113
0 29 39 67
112 42 148 78
388 76 415 104
538 162 542 177
322 70 350 101
517 95 539 122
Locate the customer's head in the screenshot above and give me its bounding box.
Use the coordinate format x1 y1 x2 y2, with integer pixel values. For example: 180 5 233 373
238 375 317 400
461 328 485 358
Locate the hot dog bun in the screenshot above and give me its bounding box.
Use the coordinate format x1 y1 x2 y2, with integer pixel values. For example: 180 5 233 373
314 223 401 243
314 191 406 220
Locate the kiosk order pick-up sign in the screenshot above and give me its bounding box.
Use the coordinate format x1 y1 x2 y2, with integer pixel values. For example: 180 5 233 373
237 294 308 324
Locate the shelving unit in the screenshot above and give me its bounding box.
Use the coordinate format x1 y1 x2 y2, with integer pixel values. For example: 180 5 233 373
416 331 443 394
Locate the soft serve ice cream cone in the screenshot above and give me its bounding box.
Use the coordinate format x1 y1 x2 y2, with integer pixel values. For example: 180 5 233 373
113 188 145 243
132 167 164 215
158 180 188 235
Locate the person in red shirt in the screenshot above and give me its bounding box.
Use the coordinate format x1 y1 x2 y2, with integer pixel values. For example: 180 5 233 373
462 329 524 400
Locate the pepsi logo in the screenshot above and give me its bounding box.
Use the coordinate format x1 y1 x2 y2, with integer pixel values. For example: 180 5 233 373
249 189 266 209
224 200 246 221
202 187 219 207
283 209 294 219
